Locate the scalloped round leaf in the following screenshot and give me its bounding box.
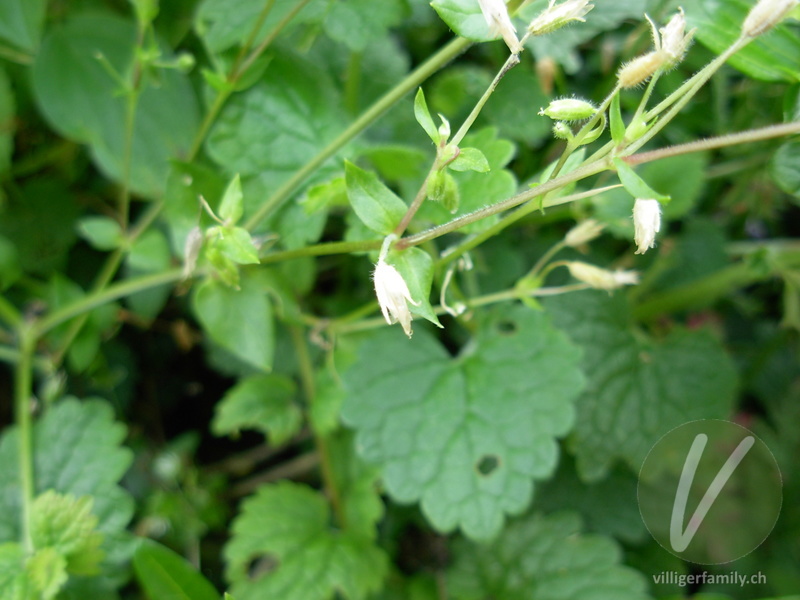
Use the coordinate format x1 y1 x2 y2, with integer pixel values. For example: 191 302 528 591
544 291 737 482
340 306 584 541
447 511 651 600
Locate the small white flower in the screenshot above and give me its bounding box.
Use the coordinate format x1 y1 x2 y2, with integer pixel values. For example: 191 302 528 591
633 198 662 254
477 0 522 54
567 261 640 291
564 219 605 247
528 0 594 36
659 8 694 65
742 0 799 37
373 259 420 337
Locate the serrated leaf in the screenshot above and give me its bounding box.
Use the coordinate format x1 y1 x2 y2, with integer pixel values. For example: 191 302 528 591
31 491 104 575
31 13 199 198
0 0 46 52
212 374 302 446
76 216 124 251
26 547 67 600
449 147 490 172
543 290 737 481
0 398 135 590
192 271 275 371
431 0 495 42
414 88 439 144
133 539 219 600
345 161 408 235
219 174 243 225
447 511 652 600
388 247 442 329
686 0 800 82
614 158 670 203
224 481 388 600
340 306 584 540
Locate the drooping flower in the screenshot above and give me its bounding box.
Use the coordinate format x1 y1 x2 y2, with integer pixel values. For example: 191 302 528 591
477 0 522 54
373 259 420 337
567 261 640 291
633 198 662 254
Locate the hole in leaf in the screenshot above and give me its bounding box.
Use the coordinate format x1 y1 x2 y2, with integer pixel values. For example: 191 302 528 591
476 454 500 476
496 320 517 335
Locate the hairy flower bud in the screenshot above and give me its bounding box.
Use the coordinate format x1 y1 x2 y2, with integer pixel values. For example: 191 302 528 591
539 98 596 121
567 261 640 291
632 198 662 254
528 0 594 36
564 219 605 247
617 51 665 88
477 0 523 54
659 8 694 66
742 0 799 37
373 259 420 337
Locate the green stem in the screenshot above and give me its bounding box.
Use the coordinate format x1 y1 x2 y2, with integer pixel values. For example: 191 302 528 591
15 329 35 552
244 37 473 231
625 121 800 167
393 169 435 238
288 326 345 527
259 239 381 264
0 345 52 373
34 268 184 338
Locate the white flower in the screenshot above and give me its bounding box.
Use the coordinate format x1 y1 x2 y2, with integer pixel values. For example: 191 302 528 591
633 198 662 254
742 0 799 37
564 219 605 247
659 8 694 65
528 0 594 36
373 259 420 337
477 0 522 54
567 261 640 291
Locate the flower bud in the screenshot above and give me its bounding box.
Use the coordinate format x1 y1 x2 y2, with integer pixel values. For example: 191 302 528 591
552 121 573 140
564 219 605 247
632 198 661 254
477 0 523 54
373 259 420 337
617 51 665 88
659 8 694 66
539 98 596 121
567 261 640 291
742 0 799 37
528 0 594 36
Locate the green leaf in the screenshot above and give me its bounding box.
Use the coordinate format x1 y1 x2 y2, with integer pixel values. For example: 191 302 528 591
449 147 490 172
345 161 408 235
483 67 551 145
224 481 388 600
430 0 495 42
543 291 737 481
194 0 323 54
771 140 800 200
209 226 260 265
125 229 173 320
0 66 14 174
323 0 407 52
447 511 651 600
686 0 800 82
207 50 344 185
77 216 124 251
0 0 46 52
133 539 219 600
0 398 135 580
414 88 439 144
610 93 624 145
219 174 244 225
31 491 104 575
26 547 67 600
212 374 302 446
0 543 34 600
31 13 200 198
613 158 670 203
192 270 275 371
389 247 442 328
340 306 584 540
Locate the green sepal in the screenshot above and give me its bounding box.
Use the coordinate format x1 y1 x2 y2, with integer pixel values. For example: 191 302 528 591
613 158 670 203
389 247 442 329
414 88 440 144
218 173 243 225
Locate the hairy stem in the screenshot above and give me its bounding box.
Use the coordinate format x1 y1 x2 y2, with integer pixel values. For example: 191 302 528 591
15 329 35 552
